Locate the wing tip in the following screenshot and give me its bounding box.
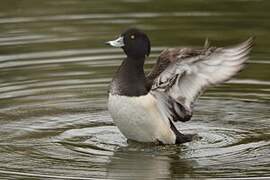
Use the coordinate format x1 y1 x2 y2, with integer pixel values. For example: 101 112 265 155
223 36 255 59
245 35 256 48
247 35 256 42
235 36 255 50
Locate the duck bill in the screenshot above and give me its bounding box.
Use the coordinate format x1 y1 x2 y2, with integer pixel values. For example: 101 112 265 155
106 36 124 47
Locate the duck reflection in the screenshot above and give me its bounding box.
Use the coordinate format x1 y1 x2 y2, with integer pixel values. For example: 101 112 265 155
105 142 196 179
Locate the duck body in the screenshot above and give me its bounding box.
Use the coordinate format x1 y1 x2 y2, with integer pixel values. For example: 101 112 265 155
106 28 254 144
108 93 176 144
108 57 181 144
108 57 178 144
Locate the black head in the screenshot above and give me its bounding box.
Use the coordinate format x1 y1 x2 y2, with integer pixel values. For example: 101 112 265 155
106 28 151 58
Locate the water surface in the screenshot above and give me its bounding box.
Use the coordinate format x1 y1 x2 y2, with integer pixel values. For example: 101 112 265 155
0 0 270 179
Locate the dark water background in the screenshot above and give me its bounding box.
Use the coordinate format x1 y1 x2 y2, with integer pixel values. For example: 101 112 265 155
0 0 269 179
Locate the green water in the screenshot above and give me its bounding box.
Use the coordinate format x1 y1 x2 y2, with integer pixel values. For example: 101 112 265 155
0 0 269 179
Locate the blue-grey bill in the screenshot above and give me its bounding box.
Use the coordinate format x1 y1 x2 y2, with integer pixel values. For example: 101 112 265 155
106 36 124 47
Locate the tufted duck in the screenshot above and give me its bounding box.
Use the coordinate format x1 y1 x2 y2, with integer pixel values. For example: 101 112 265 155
106 28 254 144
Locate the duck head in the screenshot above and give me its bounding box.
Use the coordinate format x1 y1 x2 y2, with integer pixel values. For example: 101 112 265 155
106 28 151 58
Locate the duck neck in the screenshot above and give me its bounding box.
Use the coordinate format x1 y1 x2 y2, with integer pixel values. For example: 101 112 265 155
110 56 148 96
125 56 145 72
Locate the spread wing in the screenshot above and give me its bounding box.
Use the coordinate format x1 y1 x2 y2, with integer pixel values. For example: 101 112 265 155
147 37 254 122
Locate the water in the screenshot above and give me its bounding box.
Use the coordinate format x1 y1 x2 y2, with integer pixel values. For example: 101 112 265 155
0 0 270 179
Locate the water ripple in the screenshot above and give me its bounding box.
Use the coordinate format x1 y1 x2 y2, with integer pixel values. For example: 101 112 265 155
0 12 225 24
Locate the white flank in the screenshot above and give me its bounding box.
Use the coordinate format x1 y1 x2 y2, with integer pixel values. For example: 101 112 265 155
108 93 176 144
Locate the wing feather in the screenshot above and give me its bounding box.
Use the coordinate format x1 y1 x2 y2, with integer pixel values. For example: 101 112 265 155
148 37 254 121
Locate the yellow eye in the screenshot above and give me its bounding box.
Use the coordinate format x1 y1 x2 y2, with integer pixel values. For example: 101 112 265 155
130 35 135 39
